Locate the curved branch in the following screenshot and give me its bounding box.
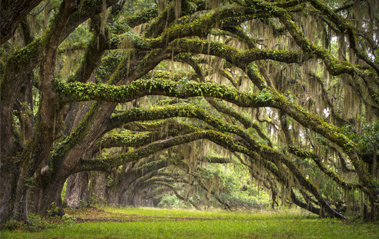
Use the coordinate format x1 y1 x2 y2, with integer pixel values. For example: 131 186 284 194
153 182 200 210
248 0 375 79
307 0 379 75
94 122 196 151
177 53 272 146
0 0 43 45
106 105 264 150
56 78 360 165
56 78 271 107
288 146 363 192
80 124 346 218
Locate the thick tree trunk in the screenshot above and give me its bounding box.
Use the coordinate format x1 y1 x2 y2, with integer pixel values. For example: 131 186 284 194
0 0 121 224
39 177 66 216
21 102 115 216
0 167 18 224
29 181 43 214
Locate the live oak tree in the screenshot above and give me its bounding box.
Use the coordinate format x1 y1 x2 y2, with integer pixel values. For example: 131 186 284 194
1 0 379 224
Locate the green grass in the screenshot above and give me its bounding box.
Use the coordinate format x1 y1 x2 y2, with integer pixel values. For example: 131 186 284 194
1 207 378 238
103 207 320 220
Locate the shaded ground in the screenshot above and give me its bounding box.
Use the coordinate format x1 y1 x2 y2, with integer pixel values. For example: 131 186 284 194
67 207 233 222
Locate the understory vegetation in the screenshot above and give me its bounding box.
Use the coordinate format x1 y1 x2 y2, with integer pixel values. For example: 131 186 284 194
1 0 379 229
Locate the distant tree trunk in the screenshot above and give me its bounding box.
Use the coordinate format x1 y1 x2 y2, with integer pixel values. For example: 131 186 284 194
63 172 89 209
103 163 133 206
89 171 107 206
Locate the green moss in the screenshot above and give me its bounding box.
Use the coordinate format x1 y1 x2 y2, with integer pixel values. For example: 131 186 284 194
54 78 271 108
122 6 158 29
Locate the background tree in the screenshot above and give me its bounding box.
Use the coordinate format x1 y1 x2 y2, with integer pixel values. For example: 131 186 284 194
1 0 379 224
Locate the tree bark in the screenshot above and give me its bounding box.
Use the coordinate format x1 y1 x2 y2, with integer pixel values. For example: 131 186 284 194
0 0 43 45
0 167 18 223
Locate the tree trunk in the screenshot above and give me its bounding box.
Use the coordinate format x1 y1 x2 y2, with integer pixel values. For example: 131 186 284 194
63 172 89 209
106 186 121 207
89 171 107 206
39 177 66 216
0 167 18 223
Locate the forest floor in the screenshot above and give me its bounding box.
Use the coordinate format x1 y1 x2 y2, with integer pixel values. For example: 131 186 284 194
1 207 379 238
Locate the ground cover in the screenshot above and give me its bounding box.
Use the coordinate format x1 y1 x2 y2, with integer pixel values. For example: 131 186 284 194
1 207 378 238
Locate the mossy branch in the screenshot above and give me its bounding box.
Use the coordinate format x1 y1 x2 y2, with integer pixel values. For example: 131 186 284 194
107 105 266 150
56 77 357 159
94 124 195 150
248 0 373 79
55 78 272 107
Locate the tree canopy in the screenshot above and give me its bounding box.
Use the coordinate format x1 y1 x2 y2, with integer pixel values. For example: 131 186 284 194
1 0 379 224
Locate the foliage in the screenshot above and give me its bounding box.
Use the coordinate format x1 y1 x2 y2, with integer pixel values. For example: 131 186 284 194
357 120 379 153
47 202 61 217
159 194 189 209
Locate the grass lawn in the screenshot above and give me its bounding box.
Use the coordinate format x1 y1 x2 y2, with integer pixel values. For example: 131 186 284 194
1 207 378 238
